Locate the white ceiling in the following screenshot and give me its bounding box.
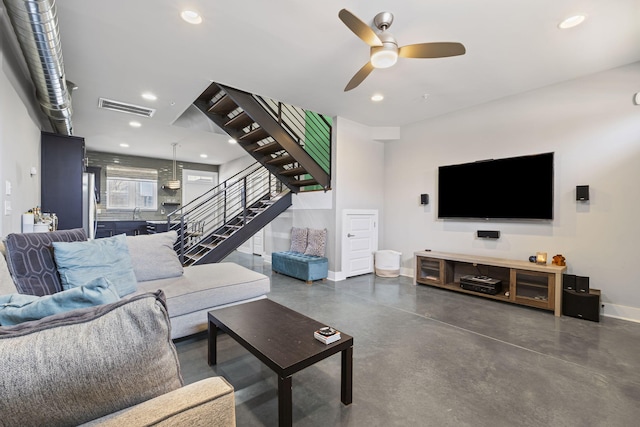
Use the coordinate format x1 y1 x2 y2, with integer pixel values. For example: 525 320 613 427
53 0 640 165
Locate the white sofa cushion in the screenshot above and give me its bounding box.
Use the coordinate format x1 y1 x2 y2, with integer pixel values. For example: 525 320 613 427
136 262 270 318
126 231 183 282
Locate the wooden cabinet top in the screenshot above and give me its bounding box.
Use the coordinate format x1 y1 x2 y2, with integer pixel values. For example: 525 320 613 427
415 250 567 274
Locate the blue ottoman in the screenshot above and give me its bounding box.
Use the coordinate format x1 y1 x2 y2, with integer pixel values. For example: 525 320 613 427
271 251 328 284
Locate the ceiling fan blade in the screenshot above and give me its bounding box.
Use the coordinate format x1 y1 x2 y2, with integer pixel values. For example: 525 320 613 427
398 42 466 58
338 9 383 47
344 62 375 92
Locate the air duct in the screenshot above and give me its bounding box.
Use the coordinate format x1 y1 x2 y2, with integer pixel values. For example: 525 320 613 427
3 0 73 135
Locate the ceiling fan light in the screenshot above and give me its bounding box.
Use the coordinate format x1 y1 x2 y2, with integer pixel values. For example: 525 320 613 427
371 46 398 69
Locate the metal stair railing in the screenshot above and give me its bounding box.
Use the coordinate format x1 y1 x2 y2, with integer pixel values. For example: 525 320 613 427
165 162 285 264
255 96 332 183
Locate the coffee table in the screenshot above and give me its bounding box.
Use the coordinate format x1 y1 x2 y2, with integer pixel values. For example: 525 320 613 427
208 299 353 427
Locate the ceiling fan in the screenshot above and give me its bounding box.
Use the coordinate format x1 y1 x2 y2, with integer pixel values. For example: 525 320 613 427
338 9 466 91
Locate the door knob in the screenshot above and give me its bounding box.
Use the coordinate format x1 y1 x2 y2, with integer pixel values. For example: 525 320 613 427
347 233 355 237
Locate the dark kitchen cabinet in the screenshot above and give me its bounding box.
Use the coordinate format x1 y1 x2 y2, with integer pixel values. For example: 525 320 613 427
95 221 148 238
41 132 85 231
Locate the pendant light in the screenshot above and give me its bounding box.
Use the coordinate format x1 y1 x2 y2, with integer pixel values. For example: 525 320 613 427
165 143 181 190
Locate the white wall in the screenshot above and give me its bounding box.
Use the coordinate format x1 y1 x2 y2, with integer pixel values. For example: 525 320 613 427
217 154 255 183
383 62 640 322
333 117 386 275
1 23 42 237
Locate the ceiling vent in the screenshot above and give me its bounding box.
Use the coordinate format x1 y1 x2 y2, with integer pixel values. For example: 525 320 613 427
98 98 156 117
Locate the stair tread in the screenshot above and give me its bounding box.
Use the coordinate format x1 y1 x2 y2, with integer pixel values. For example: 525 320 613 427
185 252 204 261
239 127 269 143
224 111 255 130
199 242 219 249
266 154 295 167
253 141 284 155
207 94 237 115
290 178 319 186
280 166 308 177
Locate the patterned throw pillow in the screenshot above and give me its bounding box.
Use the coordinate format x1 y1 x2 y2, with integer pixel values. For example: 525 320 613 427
3 228 88 296
304 228 327 257
290 227 308 253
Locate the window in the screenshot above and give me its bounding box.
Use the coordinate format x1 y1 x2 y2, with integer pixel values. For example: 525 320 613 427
106 165 158 210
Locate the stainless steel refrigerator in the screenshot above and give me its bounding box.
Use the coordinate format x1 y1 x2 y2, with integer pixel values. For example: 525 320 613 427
82 172 97 239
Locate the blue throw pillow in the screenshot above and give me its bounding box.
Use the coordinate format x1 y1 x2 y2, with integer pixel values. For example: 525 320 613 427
52 234 137 297
0 277 120 326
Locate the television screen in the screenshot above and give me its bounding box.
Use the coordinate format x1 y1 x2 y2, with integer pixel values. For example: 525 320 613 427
437 152 554 220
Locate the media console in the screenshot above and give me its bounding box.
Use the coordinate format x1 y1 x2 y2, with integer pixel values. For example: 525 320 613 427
415 251 567 316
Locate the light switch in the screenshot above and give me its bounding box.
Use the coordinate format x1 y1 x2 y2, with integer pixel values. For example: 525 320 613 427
4 200 11 215
5 180 11 196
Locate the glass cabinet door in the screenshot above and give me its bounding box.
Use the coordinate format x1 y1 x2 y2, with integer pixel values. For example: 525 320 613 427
514 270 553 309
417 258 442 285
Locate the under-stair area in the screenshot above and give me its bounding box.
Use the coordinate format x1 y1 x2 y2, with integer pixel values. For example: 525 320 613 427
167 83 332 265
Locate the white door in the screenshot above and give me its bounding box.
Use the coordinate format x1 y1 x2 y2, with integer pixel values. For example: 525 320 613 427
342 210 378 278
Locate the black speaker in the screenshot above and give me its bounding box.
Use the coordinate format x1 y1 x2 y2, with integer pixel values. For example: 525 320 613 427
420 194 429 205
576 185 589 201
562 290 600 322
477 230 500 239
576 276 590 293
562 274 576 291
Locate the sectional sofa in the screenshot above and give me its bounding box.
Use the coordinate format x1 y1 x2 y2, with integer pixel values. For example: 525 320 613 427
0 229 271 339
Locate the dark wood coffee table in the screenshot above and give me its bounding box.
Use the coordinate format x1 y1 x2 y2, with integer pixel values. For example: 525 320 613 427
207 299 353 427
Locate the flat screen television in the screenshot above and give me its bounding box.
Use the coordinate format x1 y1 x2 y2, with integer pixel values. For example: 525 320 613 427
437 152 554 220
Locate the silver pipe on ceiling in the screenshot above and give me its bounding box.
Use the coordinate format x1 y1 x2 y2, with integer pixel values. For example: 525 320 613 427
3 0 73 135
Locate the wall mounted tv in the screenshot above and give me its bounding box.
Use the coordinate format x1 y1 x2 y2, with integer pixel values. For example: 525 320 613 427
437 152 554 220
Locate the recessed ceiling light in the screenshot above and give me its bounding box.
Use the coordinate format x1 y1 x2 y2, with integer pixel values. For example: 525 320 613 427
228 138 237 144
371 94 384 102
129 121 141 128
141 92 157 101
558 14 586 29
120 143 129 148
181 10 202 25
200 154 208 158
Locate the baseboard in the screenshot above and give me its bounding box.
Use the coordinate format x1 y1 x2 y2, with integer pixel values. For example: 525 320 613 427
602 303 640 324
400 267 413 278
329 270 345 281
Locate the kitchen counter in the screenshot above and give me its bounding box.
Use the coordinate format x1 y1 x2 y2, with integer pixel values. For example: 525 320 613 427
95 220 148 238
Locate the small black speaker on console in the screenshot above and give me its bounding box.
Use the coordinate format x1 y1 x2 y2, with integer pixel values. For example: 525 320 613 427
576 185 589 201
477 230 500 239
563 274 576 290
576 276 590 293
420 194 429 205
563 289 600 322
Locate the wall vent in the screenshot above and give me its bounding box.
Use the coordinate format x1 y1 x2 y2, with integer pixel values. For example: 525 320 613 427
98 98 156 117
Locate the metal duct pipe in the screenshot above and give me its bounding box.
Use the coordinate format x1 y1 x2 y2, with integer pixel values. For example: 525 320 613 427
3 0 73 135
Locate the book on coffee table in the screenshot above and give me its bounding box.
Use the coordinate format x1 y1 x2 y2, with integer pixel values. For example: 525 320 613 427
314 328 341 344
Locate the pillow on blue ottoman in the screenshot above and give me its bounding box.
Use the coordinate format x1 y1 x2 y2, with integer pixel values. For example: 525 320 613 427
53 234 137 297
0 277 119 326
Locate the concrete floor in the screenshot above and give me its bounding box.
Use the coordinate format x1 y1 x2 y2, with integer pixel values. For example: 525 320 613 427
175 252 640 427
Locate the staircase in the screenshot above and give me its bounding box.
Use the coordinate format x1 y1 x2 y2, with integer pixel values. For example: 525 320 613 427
167 83 332 265
194 82 331 193
167 163 291 266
